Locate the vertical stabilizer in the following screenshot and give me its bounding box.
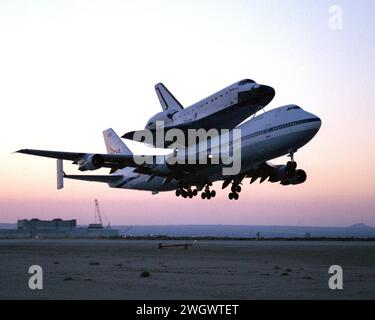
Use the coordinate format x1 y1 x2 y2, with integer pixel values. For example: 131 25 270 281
155 83 184 111
103 128 133 155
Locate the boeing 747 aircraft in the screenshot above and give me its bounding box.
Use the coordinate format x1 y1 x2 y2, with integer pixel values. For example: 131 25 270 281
123 79 275 147
17 102 321 200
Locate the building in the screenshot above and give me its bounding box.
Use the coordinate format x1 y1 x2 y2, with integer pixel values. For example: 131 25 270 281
0 219 119 239
17 219 76 232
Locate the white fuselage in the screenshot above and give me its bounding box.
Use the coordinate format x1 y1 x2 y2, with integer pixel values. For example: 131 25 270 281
110 105 321 191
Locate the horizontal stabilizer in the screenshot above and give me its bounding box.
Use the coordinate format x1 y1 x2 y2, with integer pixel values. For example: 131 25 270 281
57 159 64 190
63 174 123 183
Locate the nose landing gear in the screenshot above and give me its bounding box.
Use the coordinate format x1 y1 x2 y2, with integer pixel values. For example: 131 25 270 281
286 152 298 177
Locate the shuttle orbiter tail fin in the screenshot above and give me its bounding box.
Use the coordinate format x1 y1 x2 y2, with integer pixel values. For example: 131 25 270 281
103 128 133 155
155 83 184 111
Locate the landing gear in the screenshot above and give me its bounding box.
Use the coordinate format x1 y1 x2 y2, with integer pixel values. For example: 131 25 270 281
228 180 242 200
176 187 199 199
231 185 241 193
201 184 216 200
288 152 296 162
228 192 239 200
177 183 217 200
287 152 298 177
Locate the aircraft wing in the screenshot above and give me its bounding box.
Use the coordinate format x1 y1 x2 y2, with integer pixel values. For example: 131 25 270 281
16 149 137 168
63 174 124 183
16 148 200 176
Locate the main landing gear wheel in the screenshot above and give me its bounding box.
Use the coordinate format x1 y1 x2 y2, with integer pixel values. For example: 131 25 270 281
231 185 241 193
228 192 239 200
201 184 216 200
228 179 242 200
176 187 199 199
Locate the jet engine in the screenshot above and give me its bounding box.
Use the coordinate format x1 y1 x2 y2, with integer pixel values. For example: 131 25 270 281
269 162 297 182
78 154 104 171
280 169 307 185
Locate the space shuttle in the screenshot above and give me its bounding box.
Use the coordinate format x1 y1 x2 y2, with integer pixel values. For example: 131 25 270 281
122 79 275 147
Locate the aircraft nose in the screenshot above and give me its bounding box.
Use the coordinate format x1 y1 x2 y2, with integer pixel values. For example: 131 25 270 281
255 85 275 106
259 85 275 97
315 116 322 131
238 84 275 107
307 112 322 132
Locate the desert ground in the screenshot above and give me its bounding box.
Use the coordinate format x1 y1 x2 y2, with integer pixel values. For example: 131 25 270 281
0 239 374 300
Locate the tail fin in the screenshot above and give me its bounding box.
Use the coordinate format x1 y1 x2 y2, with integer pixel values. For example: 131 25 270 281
103 128 133 155
155 83 184 111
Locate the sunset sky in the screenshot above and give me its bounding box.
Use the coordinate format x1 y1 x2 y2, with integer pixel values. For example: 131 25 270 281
0 0 374 226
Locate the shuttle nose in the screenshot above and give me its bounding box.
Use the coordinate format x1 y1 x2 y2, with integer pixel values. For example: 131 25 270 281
259 85 275 99
255 85 275 107
238 84 275 107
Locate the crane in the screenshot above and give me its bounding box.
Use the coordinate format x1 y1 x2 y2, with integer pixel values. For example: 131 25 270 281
94 199 111 228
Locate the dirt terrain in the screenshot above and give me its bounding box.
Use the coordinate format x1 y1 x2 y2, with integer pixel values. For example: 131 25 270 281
0 239 374 300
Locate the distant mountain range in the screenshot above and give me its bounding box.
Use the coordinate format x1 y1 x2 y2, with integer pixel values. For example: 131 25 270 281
1 223 374 238
350 223 373 229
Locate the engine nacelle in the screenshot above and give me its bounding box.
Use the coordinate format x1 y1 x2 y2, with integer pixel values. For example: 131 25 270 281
280 169 307 186
78 154 104 172
269 162 297 182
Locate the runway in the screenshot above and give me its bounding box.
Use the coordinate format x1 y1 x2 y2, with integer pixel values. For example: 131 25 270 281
0 239 374 300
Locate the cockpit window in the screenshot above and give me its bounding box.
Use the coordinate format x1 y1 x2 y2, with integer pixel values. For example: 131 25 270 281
238 79 255 85
287 106 301 111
